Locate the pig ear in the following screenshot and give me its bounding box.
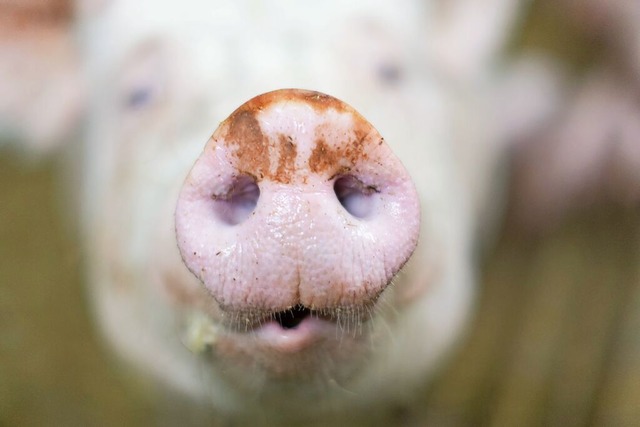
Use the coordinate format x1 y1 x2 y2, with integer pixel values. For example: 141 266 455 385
0 1 83 158
427 0 530 81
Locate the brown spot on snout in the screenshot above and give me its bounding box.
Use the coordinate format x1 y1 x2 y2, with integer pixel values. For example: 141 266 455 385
222 111 299 183
219 89 378 182
308 139 333 175
224 109 271 180
309 123 374 175
275 134 297 183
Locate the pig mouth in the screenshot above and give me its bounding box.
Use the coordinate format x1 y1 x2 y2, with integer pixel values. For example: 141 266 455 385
217 302 375 357
203 302 375 380
273 304 314 329
221 301 375 334
211 300 377 356
268 304 371 330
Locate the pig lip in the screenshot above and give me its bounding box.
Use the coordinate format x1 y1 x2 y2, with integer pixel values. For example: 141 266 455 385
222 302 374 331
225 304 370 354
273 304 315 329
254 312 335 354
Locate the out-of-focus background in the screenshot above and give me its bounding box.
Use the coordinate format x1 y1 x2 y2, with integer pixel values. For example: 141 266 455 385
1 1 639 425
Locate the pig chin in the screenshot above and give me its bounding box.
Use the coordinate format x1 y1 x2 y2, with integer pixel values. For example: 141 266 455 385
175 89 420 381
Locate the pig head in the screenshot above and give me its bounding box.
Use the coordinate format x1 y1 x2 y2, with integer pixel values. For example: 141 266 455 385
3 0 531 423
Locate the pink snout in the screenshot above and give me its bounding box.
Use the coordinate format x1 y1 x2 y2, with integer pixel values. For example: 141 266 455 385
175 89 420 332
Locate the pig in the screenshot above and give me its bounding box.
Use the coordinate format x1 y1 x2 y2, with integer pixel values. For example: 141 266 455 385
4 0 536 424
509 0 640 231
0 0 82 157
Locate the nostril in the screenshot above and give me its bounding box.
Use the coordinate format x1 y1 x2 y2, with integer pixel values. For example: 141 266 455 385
211 175 260 225
334 175 379 219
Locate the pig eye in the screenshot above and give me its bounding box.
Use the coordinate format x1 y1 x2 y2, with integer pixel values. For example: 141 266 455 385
375 61 403 86
211 175 260 226
334 175 379 219
118 41 170 113
122 70 166 112
125 85 158 109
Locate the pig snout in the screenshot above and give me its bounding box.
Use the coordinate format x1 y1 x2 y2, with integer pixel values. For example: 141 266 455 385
174 89 420 351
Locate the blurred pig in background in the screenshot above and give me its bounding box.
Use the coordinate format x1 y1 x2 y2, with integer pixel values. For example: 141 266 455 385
0 0 82 156
1 0 639 426
509 0 640 231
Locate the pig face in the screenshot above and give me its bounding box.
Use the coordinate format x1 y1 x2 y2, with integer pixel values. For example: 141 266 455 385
75 0 517 421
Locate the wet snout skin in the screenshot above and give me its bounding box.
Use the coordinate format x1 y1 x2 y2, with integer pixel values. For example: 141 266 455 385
175 89 420 378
